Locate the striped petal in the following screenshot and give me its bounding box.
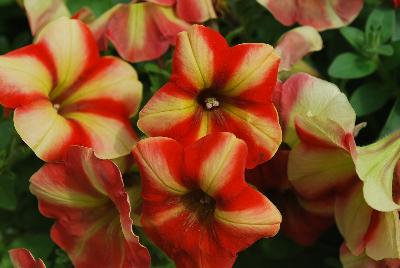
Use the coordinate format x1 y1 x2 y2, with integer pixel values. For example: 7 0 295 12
36 18 99 100
56 56 142 118
30 146 150 268
218 102 281 168
9 248 46 268
134 133 281 268
24 0 70 35
276 26 323 71
107 3 188 63
279 73 356 148
0 44 54 108
257 0 363 31
335 181 400 260
14 99 78 161
64 112 138 160
355 131 400 212
218 43 280 102
171 24 228 92
176 0 217 23
288 142 356 199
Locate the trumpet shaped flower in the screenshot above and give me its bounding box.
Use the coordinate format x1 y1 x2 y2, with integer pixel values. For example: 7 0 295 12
335 181 400 261
355 130 400 212
257 0 363 31
0 18 142 161
30 146 150 268
138 25 282 168
9 248 46 268
132 132 281 268
276 73 357 200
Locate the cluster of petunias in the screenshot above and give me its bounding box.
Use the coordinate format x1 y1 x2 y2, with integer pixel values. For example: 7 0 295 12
1 2 400 268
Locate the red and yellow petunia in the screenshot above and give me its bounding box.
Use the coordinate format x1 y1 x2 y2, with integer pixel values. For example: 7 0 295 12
30 146 150 268
276 26 323 72
9 248 46 268
0 18 142 161
257 0 363 31
138 25 282 168
132 132 282 268
335 181 400 261
107 2 190 63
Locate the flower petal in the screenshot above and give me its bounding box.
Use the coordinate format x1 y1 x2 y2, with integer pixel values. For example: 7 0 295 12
218 102 281 168
30 146 150 268
56 56 142 118
218 43 280 102
24 0 70 35
340 244 400 268
356 131 400 212
0 44 54 108
64 112 137 159
288 143 356 199
276 26 323 71
183 132 248 197
36 18 99 100
14 99 80 161
176 0 217 22
9 248 46 268
257 0 363 31
171 24 228 92
106 3 173 63
132 137 188 195
279 73 356 147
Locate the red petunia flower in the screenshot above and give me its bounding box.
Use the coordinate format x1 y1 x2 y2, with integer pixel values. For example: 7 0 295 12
30 146 150 268
132 132 282 268
394 0 400 8
138 25 282 168
9 248 46 268
257 0 363 31
0 18 142 161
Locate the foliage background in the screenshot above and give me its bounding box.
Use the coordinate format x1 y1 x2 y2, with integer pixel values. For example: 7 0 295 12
0 0 398 267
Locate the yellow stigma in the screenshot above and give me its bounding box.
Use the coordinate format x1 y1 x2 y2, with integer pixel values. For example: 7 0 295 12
204 97 219 110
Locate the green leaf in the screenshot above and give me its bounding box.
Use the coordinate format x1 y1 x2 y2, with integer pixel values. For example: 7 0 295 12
380 97 400 137
328 53 377 79
0 171 17 211
66 0 130 16
9 233 54 259
340 27 365 50
0 0 13 6
375 44 394 56
366 8 395 43
0 121 13 151
394 9 400 41
350 83 391 116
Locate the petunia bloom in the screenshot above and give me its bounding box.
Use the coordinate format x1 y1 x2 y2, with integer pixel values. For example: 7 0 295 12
340 244 400 268
0 18 142 161
335 181 400 261
355 130 400 212
138 25 282 168
132 132 282 268
257 0 363 31
394 0 400 8
30 146 150 268
9 248 46 268
276 26 323 71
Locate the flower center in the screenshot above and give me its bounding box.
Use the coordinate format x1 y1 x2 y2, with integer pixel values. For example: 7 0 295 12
182 189 216 223
196 89 221 110
53 103 61 111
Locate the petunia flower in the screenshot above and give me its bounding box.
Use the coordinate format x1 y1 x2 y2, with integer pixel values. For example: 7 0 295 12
174 0 217 23
9 248 46 268
132 132 282 268
276 26 323 72
0 18 142 161
30 146 150 268
355 130 400 212
335 181 400 261
394 0 400 8
138 24 282 168
276 73 357 200
246 150 333 246
107 1 190 63
256 0 363 31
